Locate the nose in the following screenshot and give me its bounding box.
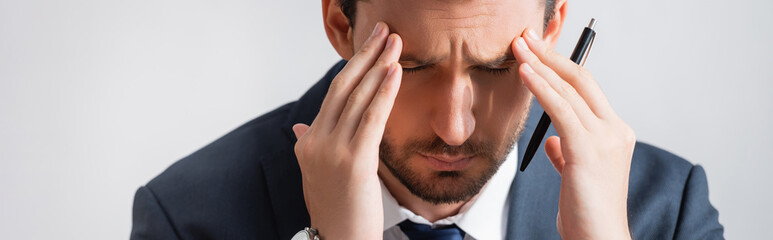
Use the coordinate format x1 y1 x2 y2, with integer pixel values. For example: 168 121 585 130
430 74 475 146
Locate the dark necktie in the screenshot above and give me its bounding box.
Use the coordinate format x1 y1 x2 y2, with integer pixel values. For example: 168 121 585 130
397 220 466 240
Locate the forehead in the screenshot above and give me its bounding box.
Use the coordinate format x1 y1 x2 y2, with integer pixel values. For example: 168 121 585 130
358 0 543 62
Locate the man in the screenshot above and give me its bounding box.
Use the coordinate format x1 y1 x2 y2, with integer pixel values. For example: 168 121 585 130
131 0 724 239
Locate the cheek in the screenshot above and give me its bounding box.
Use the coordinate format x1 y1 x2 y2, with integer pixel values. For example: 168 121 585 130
472 75 532 133
384 80 434 139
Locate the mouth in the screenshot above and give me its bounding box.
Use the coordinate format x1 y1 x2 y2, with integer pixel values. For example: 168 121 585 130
419 153 475 171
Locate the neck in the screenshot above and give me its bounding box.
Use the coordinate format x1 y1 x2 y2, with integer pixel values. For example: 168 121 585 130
378 162 471 222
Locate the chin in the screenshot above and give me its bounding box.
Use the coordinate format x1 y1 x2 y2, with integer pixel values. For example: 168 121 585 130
391 155 494 204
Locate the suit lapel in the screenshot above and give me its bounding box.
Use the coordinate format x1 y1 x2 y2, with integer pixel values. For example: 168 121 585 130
505 100 563 239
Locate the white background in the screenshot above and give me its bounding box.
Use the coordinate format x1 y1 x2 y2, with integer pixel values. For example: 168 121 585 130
1 0 771 239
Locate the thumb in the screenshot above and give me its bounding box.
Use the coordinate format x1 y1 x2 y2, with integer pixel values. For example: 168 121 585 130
292 123 310 139
544 135 565 175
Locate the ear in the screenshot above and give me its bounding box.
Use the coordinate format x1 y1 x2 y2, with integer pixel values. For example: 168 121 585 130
322 0 355 60
542 0 567 49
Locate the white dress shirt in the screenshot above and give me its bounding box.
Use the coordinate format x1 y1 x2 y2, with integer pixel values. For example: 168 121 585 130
381 145 518 240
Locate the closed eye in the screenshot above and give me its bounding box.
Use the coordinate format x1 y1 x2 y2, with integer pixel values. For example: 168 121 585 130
402 65 430 74
475 66 511 76
403 65 512 75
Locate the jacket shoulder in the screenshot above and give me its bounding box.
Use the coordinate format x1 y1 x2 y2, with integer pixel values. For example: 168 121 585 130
150 102 296 187
139 102 298 239
627 141 721 239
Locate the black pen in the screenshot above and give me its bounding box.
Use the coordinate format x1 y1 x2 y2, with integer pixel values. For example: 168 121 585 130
519 18 597 172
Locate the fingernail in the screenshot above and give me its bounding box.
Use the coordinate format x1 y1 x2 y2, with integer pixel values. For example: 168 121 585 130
516 37 528 50
522 63 535 74
371 22 384 37
526 29 541 41
385 34 395 49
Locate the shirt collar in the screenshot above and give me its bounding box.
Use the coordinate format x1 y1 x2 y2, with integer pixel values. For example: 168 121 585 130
381 145 518 240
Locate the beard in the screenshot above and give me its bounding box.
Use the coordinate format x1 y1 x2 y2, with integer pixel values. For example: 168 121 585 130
379 117 527 205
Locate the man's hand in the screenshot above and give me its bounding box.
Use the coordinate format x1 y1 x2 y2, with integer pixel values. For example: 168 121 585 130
512 28 635 239
291 22 402 240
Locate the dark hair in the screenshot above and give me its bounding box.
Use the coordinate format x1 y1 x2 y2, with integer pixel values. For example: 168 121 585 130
339 0 557 30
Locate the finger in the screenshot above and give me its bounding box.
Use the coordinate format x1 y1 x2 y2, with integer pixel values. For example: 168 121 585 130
338 34 403 138
544 135 565 175
292 123 310 161
522 28 614 118
519 62 585 137
351 62 402 148
292 123 310 140
513 37 598 127
314 22 390 132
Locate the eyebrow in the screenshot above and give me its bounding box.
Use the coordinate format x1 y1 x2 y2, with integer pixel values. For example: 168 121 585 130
399 54 445 66
472 53 517 68
398 51 516 68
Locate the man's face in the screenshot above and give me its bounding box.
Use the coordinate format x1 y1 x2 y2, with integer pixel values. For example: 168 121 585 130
352 0 543 204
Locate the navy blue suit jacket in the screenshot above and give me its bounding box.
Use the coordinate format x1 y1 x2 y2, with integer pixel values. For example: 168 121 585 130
131 60 724 239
